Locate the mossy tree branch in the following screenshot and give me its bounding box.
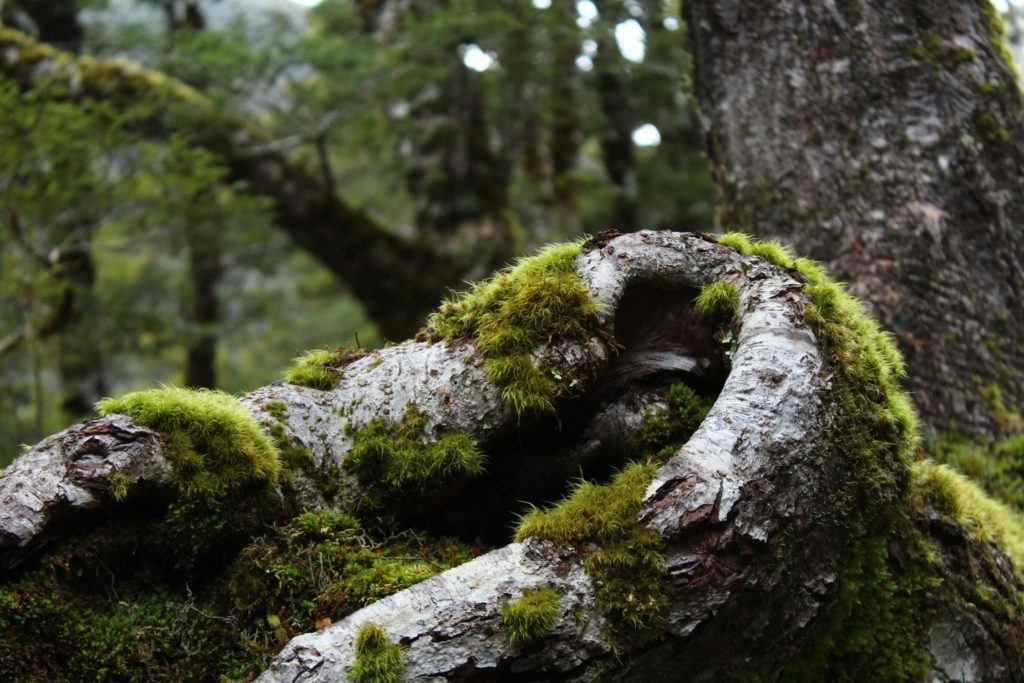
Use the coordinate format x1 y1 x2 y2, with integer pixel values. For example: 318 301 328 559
1 233 1022 680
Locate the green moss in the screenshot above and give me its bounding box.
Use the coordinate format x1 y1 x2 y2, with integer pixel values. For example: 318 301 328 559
97 386 280 499
973 110 1011 145
929 432 1024 511
350 623 406 683
108 472 130 502
345 405 485 495
516 463 667 633
259 402 313 470
980 1 1021 80
780 531 940 682
503 586 561 647
284 346 368 390
719 233 931 678
423 243 603 415
912 460 1024 569
979 382 1023 431
228 511 473 637
694 280 740 320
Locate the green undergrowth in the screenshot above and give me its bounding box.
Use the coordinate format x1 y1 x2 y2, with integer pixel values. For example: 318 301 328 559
285 346 369 390
346 404 486 496
516 462 666 636
228 510 474 640
928 432 1024 512
0 507 471 681
97 386 280 499
502 585 561 647
350 623 406 683
422 242 603 415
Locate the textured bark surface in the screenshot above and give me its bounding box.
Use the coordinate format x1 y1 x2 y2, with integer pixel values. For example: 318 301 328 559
1 232 1021 680
686 0 1024 438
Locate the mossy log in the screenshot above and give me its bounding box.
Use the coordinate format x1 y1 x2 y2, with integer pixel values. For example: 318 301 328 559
1 232 1022 681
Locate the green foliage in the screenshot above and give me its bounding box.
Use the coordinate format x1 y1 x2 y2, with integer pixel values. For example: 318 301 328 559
424 243 602 415
346 405 486 495
285 346 369 390
97 386 280 497
350 623 406 683
638 383 712 460
694 280 740 320
516 463 667 633
503 586 561 647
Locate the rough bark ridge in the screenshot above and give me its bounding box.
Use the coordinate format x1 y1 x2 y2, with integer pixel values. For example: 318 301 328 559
685 0 1024 439
1 232 1021 680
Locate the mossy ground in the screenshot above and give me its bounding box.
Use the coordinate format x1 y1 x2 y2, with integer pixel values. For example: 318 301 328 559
350 623 406 683
345 404 486 497
503 585 561 647
284 346 369 391
423 243 603 415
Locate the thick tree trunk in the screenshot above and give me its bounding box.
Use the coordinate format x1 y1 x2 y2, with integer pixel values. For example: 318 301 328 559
684 0 1024 439
1 233 1020 680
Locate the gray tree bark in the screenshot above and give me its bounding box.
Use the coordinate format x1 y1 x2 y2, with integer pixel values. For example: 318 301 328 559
1 232 1020 681
684 0 1024 439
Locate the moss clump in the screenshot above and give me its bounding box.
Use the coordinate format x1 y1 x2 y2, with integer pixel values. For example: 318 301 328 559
638 383 713 461
912 460 1024 568
350 623 406 683
503 585 561 647
97 386 280 498
346 405 485 495
929 432 1024 512
516 462 667 633
980 1 1021 80
423 243 603 415
718 233 930 679
228 511 473 638
974 110 1011 145
694 280 740 320
285 346 369 390
779 531 940 682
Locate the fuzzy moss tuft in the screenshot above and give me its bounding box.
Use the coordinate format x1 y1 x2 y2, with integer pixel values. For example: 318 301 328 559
346 405 486 495
350 623 406 683
929 432 1024 512
911 460 1024 570
423 243 602 415
285 346 368 390
503 585 561 647
694 280 740 320
96 386 280 498
516 462 667 632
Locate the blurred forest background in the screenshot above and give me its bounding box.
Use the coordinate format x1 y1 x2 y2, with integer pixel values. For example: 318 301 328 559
1 0 1022 463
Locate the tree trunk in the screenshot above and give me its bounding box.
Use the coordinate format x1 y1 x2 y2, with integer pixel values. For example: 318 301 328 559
1 232 1020 681
684 0 1024 440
